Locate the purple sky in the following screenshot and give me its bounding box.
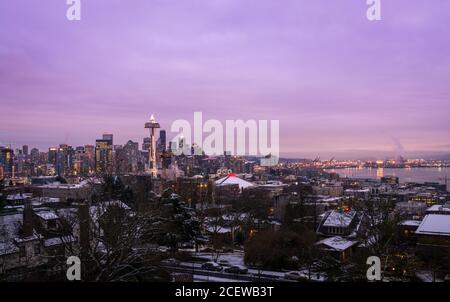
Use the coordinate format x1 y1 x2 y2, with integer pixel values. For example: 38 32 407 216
1 0 449 159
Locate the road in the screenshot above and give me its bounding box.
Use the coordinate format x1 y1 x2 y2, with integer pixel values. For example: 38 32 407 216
165 261 293 282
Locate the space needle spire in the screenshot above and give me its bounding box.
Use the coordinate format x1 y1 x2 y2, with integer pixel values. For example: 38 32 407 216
145 114 160 177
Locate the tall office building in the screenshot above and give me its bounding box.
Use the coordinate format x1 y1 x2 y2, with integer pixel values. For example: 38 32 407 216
102 133 113 145
84 145 95 172
0 147 14 178
142 137 150 151
55 147 66 176
22 145 29 156
158 130 166 152
95 139 113 174
48 147 58 165
30 148 40 164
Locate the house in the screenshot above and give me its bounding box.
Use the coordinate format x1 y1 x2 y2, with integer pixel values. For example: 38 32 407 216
315 236 358 262
317 210 361 237
397 220 422 243
426 203 450 215
415 214 450 259
394 201 428 219
34 210 60 231
0 203 46 277
6 193 33 206
215 173 255 190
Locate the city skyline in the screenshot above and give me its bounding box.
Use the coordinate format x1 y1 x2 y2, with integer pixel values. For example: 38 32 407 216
1 0 450 159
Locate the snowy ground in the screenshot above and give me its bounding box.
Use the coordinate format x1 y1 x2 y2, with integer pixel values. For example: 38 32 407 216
415 271 444 282
195 251 245 266
194 275 248 282
189 251 287 280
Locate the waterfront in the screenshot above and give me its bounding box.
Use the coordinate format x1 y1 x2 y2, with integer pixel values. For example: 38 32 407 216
326 167 450 191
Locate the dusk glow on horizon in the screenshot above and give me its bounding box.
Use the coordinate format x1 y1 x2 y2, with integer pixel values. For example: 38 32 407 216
1 0 450 159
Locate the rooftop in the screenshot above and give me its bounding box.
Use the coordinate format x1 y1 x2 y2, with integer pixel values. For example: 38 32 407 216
0 213 22 255
416 214 450 237
316 236 357 251
215 174 255 189
35 210 59 221
426 204 450 213
323 210 356 228
399 220 422 227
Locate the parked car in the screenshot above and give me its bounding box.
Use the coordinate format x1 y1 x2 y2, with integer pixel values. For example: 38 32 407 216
201 261 223 271
180 242 194 249
284 270 327 282
298 270 327 282
284 271 303 281
224 265 248 274
157 246 170 253
161 258 181 266
218 259 231 266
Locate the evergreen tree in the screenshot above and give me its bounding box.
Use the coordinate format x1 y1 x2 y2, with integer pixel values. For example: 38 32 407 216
101 176 134 206
147 189 201 252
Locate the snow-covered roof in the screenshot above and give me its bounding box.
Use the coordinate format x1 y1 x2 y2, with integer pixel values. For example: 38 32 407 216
345 189 370 193
31 197 61 205
319 197 343 203
416 214 450 237
399 220 422 227
35 210 59 221
255 181 287 188
323 210 356 228
316 236 357 252
44 235 77 247
37 180 90 189
215 174 255 189
205 225 232 234
6 193 32 201
0 213 22 255
426 204 450 213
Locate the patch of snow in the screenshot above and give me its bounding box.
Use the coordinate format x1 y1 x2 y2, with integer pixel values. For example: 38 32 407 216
323 210 355 227
316 236 357 251
416 214 450 237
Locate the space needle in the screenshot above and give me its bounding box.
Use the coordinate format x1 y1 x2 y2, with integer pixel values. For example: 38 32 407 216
145 114 160 177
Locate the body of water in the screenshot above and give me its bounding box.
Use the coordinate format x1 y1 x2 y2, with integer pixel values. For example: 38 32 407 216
326 167 450 191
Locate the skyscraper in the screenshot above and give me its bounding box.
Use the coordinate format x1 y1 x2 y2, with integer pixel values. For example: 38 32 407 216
158 130 166 152
102 133 113 146
95 139 113 174
84 145 95 172
0 147 14 178
22 145 29 156
30 148 39 164
142 137 150 151
48 147 58 165
55 147 66 176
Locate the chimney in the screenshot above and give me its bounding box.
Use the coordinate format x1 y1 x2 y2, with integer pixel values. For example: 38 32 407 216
23 199 34 238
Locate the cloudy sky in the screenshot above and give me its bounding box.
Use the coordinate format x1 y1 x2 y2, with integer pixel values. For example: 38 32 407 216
1 0 449 159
